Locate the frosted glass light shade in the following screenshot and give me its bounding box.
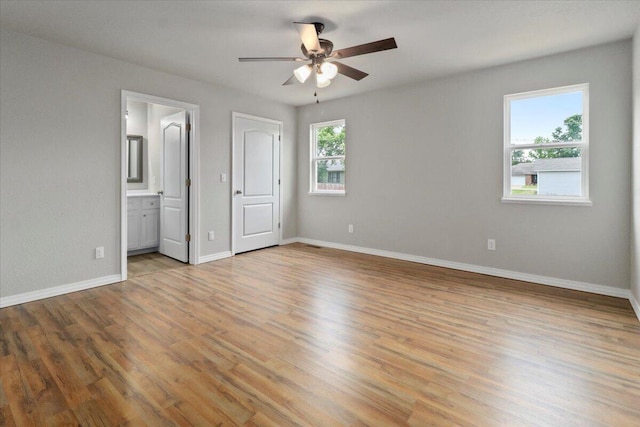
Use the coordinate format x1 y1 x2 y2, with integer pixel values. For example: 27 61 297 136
294 65 312 83
320 62 338 79
316 72 331 88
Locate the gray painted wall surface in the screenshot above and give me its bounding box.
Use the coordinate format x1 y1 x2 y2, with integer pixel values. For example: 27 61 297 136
0 27 635 300
0 28 297 298
632 26 640 304
297 40 632 290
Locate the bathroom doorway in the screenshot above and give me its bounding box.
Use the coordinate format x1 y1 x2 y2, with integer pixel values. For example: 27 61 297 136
120 91 200 281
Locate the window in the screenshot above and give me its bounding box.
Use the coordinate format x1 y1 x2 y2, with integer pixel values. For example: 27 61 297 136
310 119 346 194
503 84 590 205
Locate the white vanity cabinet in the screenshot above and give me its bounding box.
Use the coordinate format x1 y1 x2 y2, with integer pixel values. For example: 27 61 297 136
127 195 160 252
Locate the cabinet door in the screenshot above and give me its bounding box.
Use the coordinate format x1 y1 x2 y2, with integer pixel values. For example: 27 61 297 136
128 210 140 250
140 209 160 248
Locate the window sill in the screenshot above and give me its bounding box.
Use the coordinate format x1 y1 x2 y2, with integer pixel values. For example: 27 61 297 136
308 191 346 197
501 196 592 206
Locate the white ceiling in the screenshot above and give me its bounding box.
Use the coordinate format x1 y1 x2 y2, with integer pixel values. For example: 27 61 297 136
1 1 639 106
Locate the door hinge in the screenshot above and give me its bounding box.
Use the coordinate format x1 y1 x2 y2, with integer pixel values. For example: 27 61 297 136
186 123 191 132
186 178 191 187
278 179 280 185
278 134 281 141
278 222 281 229
185 234 191 242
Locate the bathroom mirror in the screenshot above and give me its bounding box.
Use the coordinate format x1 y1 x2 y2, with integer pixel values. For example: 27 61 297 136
127 135 143 183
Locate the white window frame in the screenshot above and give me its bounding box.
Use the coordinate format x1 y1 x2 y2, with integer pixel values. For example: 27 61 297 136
502 83 591 206
309 119 346 195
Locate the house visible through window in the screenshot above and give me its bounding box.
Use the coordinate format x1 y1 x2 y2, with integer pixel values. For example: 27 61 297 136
503 83 590 205
310 119 346 194
328 171 342 183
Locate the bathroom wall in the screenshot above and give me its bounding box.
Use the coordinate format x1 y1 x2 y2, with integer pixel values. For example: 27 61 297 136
126 100 148 191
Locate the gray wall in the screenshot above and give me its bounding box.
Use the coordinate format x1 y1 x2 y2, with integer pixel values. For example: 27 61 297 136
632 26 640 304
0 27 635 302
0 28 297 298
297 40 632 290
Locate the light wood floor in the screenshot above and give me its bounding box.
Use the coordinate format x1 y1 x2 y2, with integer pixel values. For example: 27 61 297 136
127 252 188 278
1 243 639 426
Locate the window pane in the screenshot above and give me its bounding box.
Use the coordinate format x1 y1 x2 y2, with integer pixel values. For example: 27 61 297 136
315 159 345 192
511 149 582 196
510 91 583 145
314 124 345 157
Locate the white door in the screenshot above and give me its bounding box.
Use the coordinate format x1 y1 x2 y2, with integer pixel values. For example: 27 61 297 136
233 115 281 254
159 111 189 262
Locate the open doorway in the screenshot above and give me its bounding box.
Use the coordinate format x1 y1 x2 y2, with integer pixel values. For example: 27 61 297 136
121 91 200 281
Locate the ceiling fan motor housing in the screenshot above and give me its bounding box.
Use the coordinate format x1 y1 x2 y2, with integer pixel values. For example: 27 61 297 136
312 22 325 35
301 39 334 59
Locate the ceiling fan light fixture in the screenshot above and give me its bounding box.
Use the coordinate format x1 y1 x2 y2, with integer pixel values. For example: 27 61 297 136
294 64 312 83
316 72 331 88
320 62 338 79
239 21 398 97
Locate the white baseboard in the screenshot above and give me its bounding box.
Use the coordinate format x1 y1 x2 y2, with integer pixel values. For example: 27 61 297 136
198 251 232 264
293 238 632 300
630 293 640 322
0 274 122 308
4 242 638 323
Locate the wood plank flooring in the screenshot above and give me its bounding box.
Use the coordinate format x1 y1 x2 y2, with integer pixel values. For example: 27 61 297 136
127 253 188 278
1 243 639 426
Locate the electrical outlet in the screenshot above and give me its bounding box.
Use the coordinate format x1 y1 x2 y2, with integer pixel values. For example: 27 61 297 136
487 239 496 251
348 224 354 234
95 246 104 259
208 231 215 241
220 173 227 182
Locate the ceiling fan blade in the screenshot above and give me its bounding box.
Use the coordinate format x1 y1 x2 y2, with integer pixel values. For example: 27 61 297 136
294 22 321 53
333 61 368 81
331 37 397 59
239 57 305 62
282 75 297 86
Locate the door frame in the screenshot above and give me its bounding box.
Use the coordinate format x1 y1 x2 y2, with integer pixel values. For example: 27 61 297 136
231 112 283 255
120 90 200 280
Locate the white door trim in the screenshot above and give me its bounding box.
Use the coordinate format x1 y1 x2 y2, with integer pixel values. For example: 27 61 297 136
121 90 200 281
231 112 283 256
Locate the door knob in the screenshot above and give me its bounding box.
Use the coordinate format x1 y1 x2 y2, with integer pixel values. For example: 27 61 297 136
157 190 164 195
235 190 242 195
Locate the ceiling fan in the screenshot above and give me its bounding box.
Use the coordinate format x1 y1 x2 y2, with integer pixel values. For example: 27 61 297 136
239 22 397 90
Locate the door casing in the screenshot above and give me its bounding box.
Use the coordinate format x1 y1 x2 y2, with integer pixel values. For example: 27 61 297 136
120 90 200 280
231 112 283 255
